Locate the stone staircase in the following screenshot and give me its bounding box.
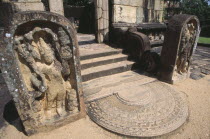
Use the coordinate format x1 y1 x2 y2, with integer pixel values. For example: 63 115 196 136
80 46 138 82
79 45 189 138
78 33 139 83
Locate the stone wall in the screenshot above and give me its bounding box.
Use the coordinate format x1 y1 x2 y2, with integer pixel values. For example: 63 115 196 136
2 0 64 15
112 0 164 24
2 0 45 11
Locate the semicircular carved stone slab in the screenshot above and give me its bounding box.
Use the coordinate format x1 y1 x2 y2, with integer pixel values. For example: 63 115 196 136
86 80 188 137
159 14 200 84
0 11 85 135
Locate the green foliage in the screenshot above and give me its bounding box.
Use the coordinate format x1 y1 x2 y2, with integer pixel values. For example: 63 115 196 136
181 0 210 22
164 0 210 25
200 25 210 37
199 37 210 44
63 0 91 6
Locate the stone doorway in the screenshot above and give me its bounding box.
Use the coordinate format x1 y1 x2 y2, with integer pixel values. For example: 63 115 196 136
77 0 109 44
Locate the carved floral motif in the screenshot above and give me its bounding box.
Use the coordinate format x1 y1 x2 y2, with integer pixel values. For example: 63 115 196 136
176 23 197 74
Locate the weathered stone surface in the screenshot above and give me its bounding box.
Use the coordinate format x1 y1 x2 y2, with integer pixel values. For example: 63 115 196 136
86 73 188 137
201 68 210 75
190 73 205 80
113 5 137 23
49 0 64 15
159 14 200 84
113 0 143 7
16 0 41 2
94 0 109 43
112 0 164 23
136 6 144 23
0 11 85 135
154 0 164 10
121 28 151 58
13 2 45 11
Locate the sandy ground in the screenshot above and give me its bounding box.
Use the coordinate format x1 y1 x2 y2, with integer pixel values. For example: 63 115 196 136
0 74 209 139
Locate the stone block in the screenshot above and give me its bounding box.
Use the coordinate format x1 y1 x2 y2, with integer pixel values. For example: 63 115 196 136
154 0 164 10
113 0 130 6
113 5 137 23
13 2 45 11
17 0 41 2
113 0 142 7
49 0 64 15
129 0 143 7
136 6 144 23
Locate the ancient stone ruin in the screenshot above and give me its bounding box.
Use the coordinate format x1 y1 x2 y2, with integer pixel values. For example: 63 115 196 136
159 14 200 83
0 11 85 135
110 0 166 47
0 0 202 138
112 0 164 23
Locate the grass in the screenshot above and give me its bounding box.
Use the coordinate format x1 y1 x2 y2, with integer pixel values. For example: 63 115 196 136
198 37 210 44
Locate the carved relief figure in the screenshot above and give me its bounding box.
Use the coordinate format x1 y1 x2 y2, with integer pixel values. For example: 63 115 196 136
14 27 79 120
175 23 197 74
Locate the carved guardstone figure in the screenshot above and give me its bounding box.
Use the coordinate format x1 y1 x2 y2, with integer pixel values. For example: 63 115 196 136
0 11 85 135
159 14 200 84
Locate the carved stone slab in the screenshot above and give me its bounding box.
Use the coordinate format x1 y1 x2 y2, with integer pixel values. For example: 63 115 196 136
159 14 200 84
0 11 85 135
86 78 188 137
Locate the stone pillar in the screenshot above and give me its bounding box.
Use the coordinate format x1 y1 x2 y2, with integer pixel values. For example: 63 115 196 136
154 0 164 22
2 0 45 11
94 0 109 43
136 2 145 24
49 0 64 16
144 0 164 23
147 0 154 22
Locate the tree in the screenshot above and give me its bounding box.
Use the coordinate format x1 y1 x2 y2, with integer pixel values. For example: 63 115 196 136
181 0 210 22
164 0 210 25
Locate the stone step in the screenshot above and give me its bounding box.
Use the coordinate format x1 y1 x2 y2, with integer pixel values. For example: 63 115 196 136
82 61 138 82
81 54 128 70
80 48 122 61
82 70 153 100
